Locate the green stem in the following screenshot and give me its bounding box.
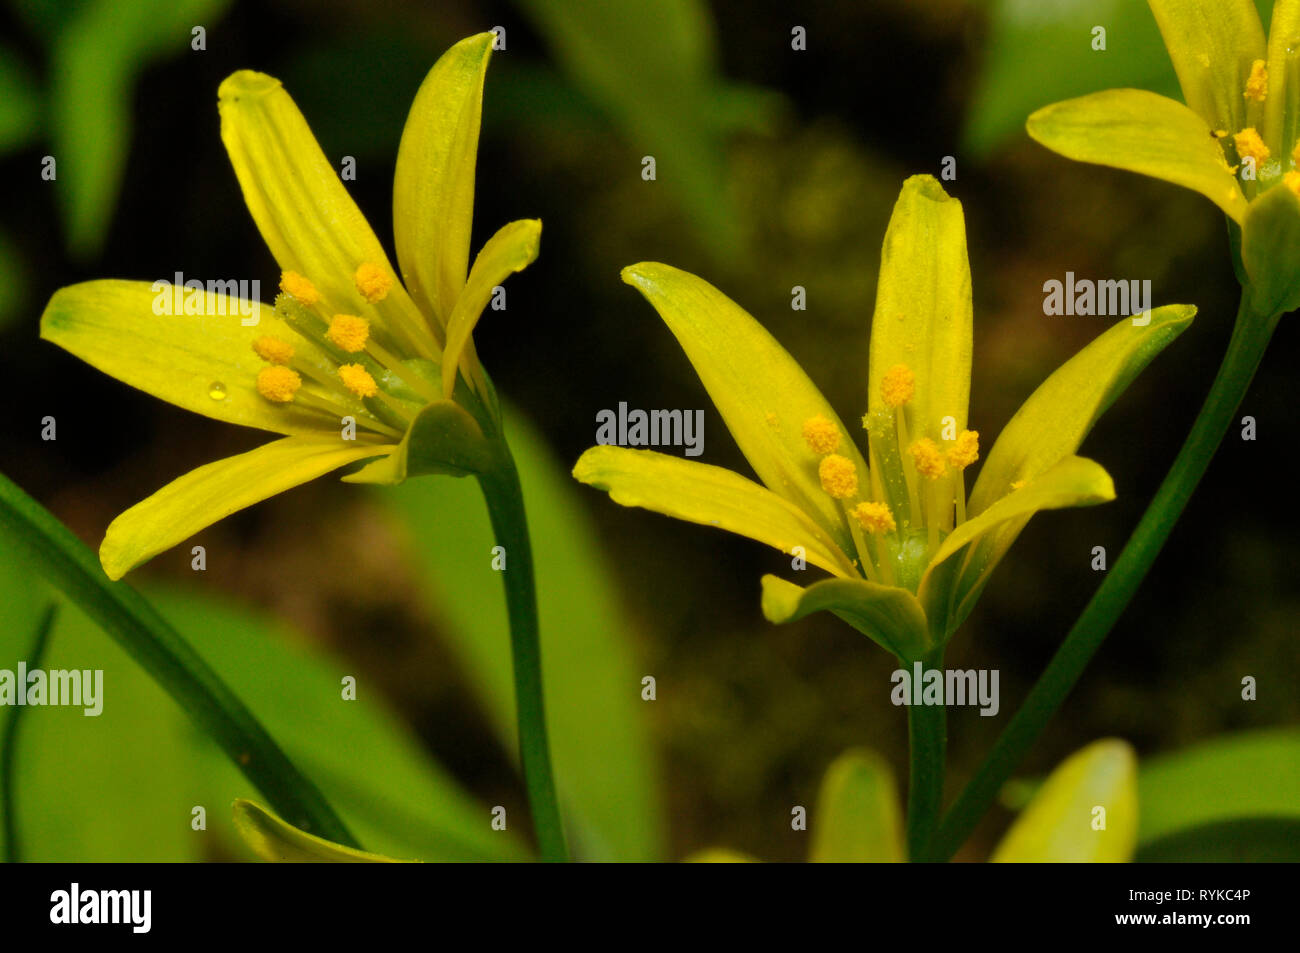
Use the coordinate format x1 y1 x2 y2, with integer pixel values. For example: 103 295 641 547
906 647 947 860
2 604 57 863
924 295 1279 862
476 446 568 862
0 473 357 848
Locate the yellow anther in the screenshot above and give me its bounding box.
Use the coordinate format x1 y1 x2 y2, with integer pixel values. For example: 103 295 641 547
326 314 371 352
880 363 915 408
852 501 896 535
1010 479 1027 492
946 429 980 470
1234 127 1270 165
1245 59 1268 103
339 363 378 398
818 454 859 500
279 270 320 307
354 262 393 303
252 335 295 365
1285 171 1300 198
908 438 947 480
256 365 302 403
801 414 841 454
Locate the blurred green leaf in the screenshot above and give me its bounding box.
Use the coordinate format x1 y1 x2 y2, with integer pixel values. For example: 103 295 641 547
48 0 231 258
1138 727 1300 845
1137 817 1300 862
810 749 905 862
0 49 41 153
381 402 665 861
233 799 416 863
0 230 30 333
1 603 56 862
515 0 778 257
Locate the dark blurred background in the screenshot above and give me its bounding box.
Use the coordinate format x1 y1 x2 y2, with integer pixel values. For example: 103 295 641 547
0 0 1295 861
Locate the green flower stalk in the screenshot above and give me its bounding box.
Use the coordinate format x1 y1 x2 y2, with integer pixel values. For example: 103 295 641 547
573 175 1193 854
38 33 567 861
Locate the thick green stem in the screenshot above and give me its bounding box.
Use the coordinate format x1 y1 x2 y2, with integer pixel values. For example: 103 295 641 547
476 447 568 862
924 295 1279 862
906 647 947 860
2 604 57 863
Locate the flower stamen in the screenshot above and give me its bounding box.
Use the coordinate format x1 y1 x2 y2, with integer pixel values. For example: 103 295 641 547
256 365 302 403
354 262 393 303
802 414 841 454
279 270 321 307
252 335 295 365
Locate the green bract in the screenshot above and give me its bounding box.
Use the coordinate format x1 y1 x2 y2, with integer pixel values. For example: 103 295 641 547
574 176 1194 661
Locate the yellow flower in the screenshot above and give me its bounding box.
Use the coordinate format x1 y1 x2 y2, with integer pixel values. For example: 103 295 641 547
573 177 1195 659
39 33 540 580
1026 0 1300 316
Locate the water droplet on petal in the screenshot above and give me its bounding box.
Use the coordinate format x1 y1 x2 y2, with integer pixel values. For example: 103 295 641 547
208 382 227 401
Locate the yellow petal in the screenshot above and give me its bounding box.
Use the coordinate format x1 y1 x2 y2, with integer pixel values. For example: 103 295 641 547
1148 0 1265 133
393 32 494 327
969 305 1195 516
759 574 932 661
1266 0 1300 155
233 799 415 863
683 848 760 863
810 749 906 862
621 262 866 555
217 70 431 354
572 446 857 578
440 219 542 398
868 175 973 442
41 279 335 436
919 456 1115 636
1027 89 1249 224
991 740 1138 862
101 436 395 579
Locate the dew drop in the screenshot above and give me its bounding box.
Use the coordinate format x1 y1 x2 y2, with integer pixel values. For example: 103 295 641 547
208 382 227 401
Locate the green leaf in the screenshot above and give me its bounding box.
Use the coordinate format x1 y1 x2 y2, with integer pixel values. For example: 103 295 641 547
1242 181 1300 318
1137 728 1300 845
760 575 932 662
810 749 906 862
381 402 666 861
1136 818 1300 862
0 49 41 154
0 471 354 846
1 604 56 862
233 800 415 863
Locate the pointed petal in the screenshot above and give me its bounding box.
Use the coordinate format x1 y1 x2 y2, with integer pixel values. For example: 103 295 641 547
1148 0 1265 134
868 175 973 441
1241 173 1300 317
233 799 415 863
970 305 1194 515
810 749 906 862
393 32 493 326
760 574 932 661
440 219 541 398
991 740 1138 862
573 446 857 578
217 70 429 351
101 436 395 580
1266 1 1300 155
42 279 335 436
1027 89 1248 224
920 456 1114 635
621 262 865 555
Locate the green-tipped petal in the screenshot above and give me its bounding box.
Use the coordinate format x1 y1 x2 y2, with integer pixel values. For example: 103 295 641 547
1242 178 1300 317
1148 0 1265 134
621 262 865 555
920 456 1115 629
574 446 857 578
217 70 430 355
1027 89 1248 224
991 740 1138 862
440 219 541 399
42 279 334 436
760 574 931 661
867 175 973 441
101 436 394 579
970 305 1195 515
393 32 493 327
342 399 495 485
233 799 415 863
1266 1 1300 157
810 749 906 862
